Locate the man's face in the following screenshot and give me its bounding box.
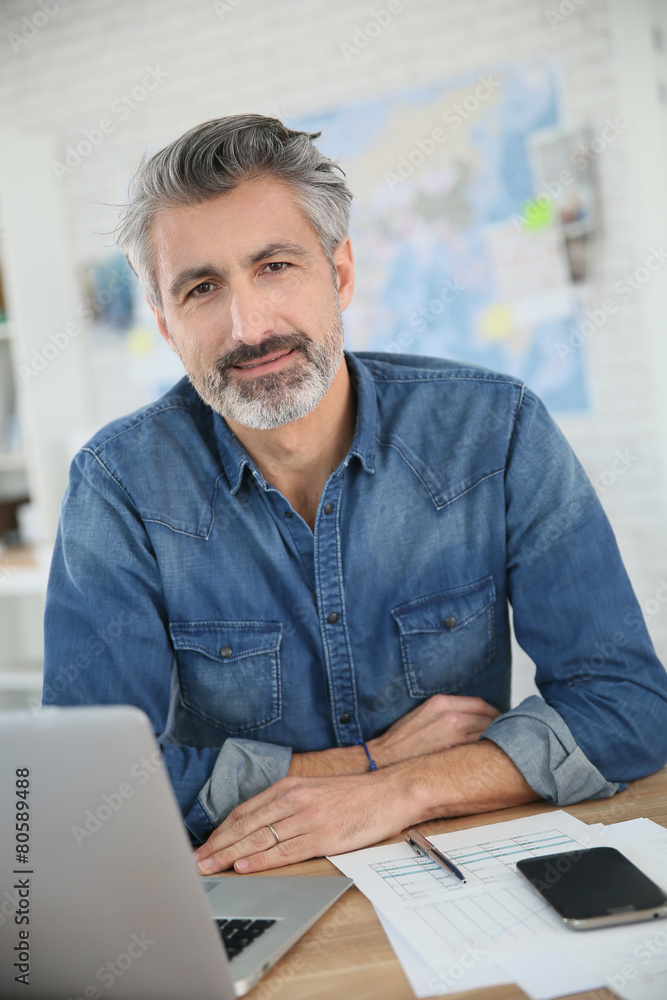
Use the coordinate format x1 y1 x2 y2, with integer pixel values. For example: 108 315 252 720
149 176 354 430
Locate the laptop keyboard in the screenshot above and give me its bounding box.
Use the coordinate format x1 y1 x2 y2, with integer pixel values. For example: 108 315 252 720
216 918 277 960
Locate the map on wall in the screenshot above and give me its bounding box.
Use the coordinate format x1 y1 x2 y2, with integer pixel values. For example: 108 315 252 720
295 57 588 413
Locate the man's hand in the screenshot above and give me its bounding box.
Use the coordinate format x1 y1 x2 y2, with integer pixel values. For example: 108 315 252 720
369 693 500 766
194 742 538 874
287 694 500 778
195 766 413 875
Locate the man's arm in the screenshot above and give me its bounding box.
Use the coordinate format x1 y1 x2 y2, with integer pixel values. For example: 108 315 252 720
288 694 500 776
191 693 500 828
194 740 538 873
479 386 667 803
43 447 291 843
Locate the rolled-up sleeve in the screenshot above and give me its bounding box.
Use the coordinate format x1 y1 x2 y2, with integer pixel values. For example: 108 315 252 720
482 695 619 804
195 739 292 835
480 386 667 802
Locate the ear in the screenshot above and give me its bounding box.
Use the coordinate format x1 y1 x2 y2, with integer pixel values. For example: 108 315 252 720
333 237 354 312
149 300 177 353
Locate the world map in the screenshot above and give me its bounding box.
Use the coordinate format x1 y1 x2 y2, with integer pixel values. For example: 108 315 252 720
295 57 587 413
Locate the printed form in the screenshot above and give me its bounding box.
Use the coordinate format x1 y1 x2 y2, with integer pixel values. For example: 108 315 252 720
329 810 667 999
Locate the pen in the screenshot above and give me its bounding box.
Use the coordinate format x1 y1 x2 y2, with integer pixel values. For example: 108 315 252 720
405 829 467 883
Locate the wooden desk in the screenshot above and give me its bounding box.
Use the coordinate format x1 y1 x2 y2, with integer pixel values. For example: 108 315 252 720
243 767 667 1000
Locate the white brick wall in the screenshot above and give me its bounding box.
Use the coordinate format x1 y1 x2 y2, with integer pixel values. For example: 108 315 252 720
1 0 666 694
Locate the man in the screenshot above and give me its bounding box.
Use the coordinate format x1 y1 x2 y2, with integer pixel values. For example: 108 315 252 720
43 115 667 876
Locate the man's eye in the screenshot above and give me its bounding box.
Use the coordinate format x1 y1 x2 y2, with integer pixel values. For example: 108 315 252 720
262 262 291 274
188 282 215 298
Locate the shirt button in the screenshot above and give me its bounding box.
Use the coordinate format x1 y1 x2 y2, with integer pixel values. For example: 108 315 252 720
324 503 334 514
339 713 351 724
444 617 457 629
327 612 339 624
219 646 233 657
284 510 293 518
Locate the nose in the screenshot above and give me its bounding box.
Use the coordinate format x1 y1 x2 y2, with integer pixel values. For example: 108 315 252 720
229 281 277 346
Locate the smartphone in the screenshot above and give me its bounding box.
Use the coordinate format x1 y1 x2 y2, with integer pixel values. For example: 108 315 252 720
516 846 667 930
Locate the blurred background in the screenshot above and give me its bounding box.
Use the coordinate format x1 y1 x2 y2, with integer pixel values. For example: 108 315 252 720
0 0 665 711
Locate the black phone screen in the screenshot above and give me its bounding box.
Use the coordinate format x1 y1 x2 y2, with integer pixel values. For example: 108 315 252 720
516 846 667 920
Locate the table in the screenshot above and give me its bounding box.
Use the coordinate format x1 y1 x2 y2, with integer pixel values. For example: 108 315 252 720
242 766 667 1000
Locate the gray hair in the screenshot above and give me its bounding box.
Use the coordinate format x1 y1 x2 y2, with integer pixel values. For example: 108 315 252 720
114 114 353 311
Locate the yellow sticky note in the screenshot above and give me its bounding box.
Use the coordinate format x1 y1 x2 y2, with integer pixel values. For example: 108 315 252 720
480 304 514 342
126 326 155 358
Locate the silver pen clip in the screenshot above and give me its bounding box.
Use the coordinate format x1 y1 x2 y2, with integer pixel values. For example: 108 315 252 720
406 829 467 883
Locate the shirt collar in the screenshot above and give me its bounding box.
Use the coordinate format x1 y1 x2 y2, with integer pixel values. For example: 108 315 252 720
213 350 376 495
342 350 376 475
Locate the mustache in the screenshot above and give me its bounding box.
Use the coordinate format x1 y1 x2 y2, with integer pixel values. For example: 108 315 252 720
215 333 312 373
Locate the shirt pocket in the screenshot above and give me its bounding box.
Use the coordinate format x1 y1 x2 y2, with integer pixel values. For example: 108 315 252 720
390 576 496 698
169 620 282 735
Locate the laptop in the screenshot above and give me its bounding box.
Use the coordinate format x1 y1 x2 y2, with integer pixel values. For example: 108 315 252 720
0 706 352 998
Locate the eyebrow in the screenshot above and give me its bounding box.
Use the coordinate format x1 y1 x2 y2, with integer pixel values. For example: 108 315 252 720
167 241 311 301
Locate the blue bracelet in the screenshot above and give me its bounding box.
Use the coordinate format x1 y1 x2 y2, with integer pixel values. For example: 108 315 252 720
356 739 377 772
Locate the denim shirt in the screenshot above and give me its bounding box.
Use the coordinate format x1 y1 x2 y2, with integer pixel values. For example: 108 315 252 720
43 352 667 843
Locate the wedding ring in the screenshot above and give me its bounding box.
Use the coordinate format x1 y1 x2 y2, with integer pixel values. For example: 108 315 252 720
267 823 281 844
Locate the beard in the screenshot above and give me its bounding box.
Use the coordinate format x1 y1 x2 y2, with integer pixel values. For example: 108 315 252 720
181 306 346 430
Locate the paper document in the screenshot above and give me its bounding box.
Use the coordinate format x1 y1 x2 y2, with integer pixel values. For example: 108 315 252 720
329 811 598 985
329 810 667 999
374 903 509 997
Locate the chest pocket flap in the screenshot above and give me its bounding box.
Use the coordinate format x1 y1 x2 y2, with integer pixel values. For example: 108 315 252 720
391 576 496 698
169 620 282 734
